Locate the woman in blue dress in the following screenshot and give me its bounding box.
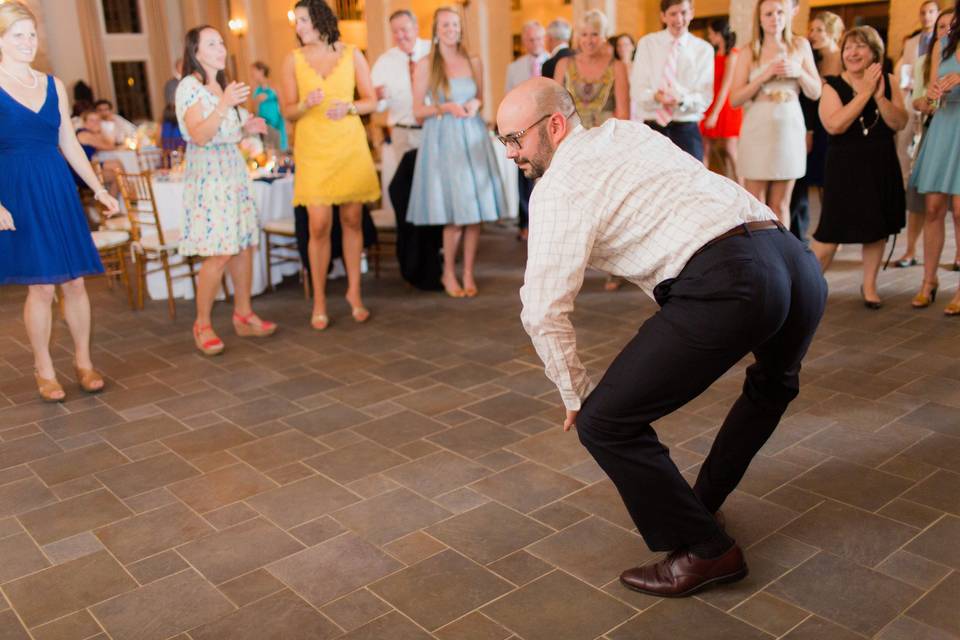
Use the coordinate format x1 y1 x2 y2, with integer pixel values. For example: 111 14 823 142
910 9 960 315
0 1 120 402
409 6 506 298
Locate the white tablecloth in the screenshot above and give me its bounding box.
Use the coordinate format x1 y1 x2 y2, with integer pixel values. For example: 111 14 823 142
147 175 298 300
377 131 518 222
94 149 140 173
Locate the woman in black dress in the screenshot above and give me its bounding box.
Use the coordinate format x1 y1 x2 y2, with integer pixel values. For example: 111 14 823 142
811 26 908 309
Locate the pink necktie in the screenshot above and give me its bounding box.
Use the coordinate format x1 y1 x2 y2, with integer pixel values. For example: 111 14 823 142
655 38 681 127
531 56 542 78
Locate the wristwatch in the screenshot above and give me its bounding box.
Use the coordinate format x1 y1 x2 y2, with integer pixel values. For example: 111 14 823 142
347 103 358 116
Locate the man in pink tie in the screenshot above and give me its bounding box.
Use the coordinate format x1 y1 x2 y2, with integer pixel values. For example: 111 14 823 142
505 21 549 240
631 0 714 160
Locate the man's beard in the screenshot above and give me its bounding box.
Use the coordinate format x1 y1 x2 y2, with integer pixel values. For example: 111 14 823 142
518 126 554 180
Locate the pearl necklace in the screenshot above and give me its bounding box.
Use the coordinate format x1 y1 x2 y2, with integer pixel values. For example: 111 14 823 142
0 65 38 89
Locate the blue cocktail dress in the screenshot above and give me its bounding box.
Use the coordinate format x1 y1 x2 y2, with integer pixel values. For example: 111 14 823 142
0 75 103 285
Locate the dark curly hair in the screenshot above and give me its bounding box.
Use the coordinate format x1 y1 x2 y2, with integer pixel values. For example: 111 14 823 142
295 0 340 46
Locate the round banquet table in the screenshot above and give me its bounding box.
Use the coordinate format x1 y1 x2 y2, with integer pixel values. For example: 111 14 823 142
94 149 140 173
145 174 299 300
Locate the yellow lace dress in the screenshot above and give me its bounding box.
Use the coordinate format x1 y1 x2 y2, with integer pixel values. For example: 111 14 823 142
292 44 380 206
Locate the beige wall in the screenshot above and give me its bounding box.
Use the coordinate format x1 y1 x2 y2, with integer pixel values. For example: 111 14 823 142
39 0 87 88
886 0 932 62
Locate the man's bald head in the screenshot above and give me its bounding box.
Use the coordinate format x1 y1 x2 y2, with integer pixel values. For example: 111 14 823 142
497 77 576 135
497 78 579 180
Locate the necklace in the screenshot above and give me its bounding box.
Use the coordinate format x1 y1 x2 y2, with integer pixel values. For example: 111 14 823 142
858 108 880 137
843 72 881 137
0 65 37 89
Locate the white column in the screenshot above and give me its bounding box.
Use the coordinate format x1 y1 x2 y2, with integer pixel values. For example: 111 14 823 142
463 0 512 121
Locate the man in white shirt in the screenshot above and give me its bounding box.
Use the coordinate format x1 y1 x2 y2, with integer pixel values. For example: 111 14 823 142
541 19 574 82
505 21 549 239
506 22 548 93
497 79 826 598
94 100 137 145
631 0 713 160
371 9 432 157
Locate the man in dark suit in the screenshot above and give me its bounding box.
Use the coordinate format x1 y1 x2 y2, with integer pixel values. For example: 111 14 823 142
541 19 574 81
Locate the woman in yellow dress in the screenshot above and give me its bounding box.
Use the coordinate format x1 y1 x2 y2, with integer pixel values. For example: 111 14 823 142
282 0 380 330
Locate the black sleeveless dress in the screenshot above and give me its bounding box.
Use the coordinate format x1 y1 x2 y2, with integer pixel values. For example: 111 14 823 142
812 75 905 244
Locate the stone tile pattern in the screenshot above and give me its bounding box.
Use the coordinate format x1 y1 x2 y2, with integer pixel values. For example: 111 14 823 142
0 227 957 639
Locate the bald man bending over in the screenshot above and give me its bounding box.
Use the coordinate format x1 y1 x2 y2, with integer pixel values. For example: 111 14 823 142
497 78 827 598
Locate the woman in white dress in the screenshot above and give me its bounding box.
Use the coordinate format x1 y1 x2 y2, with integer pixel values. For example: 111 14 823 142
730 0 821 226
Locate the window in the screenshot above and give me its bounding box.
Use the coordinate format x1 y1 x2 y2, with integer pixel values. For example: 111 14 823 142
111 61 151 121
101 0 142 34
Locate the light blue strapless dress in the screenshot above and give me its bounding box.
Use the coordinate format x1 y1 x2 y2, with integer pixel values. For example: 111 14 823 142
407 77 506 226
911 40 960 196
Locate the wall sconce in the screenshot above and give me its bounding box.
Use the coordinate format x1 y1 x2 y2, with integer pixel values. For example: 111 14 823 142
287 10 295 25
228 17 247 36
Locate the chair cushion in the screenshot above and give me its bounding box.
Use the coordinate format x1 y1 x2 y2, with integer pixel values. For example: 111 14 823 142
91 230 130 250
262 217 296 235
102 216 132 231
138 228 181 252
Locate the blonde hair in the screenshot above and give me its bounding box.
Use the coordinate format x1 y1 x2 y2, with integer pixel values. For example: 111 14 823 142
839 26 885 70
751 0 798 61
581 9 610 39
0 1 36 38
813 11 844 44
427 6 470 102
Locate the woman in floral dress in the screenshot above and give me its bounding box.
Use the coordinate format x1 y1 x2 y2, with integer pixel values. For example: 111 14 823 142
176 25 276 355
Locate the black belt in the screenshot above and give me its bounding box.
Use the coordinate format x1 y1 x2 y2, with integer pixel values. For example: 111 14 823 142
393 124 422 130
694 220 784 257
644 120 697 128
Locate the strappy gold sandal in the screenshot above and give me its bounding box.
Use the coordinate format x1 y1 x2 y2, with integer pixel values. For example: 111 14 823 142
74 366 105 393
35 372 65 402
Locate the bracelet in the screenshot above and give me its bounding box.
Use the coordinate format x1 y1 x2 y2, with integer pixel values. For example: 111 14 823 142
347 103 358 116
93 188 107 198
215 108 227 118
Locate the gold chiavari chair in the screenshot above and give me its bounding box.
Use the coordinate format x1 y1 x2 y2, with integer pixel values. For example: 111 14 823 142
261 218 310 298
87 166 135 308
135 148 182 174
368 207 396 279
117 171 197 318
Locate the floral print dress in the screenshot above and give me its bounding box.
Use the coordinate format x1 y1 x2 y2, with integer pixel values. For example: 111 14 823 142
175 75 258 257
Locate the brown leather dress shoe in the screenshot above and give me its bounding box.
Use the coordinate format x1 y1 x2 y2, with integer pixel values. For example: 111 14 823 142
620 545 747 598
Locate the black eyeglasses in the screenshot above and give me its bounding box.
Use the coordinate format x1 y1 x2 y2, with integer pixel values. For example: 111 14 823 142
496 109 575 150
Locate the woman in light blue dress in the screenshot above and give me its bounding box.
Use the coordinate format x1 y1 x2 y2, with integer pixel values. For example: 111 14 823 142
408 7 505 298
909 24 960 315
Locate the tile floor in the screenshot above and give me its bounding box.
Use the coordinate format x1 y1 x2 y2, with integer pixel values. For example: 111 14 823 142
0 226 958 640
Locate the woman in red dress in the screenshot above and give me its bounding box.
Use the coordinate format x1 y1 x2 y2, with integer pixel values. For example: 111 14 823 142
701 18 743 182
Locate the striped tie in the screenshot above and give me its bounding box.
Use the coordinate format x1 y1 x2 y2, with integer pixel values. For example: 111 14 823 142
655 37 681 127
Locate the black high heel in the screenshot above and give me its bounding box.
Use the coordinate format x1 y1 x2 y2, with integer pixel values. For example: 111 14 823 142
860 286 882 310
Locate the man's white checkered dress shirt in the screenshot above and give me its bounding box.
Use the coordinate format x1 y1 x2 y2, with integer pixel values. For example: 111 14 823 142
520 119 776 410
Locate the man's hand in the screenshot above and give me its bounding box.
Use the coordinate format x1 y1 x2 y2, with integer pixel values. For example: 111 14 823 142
563 409 578 432
655 89 678 107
